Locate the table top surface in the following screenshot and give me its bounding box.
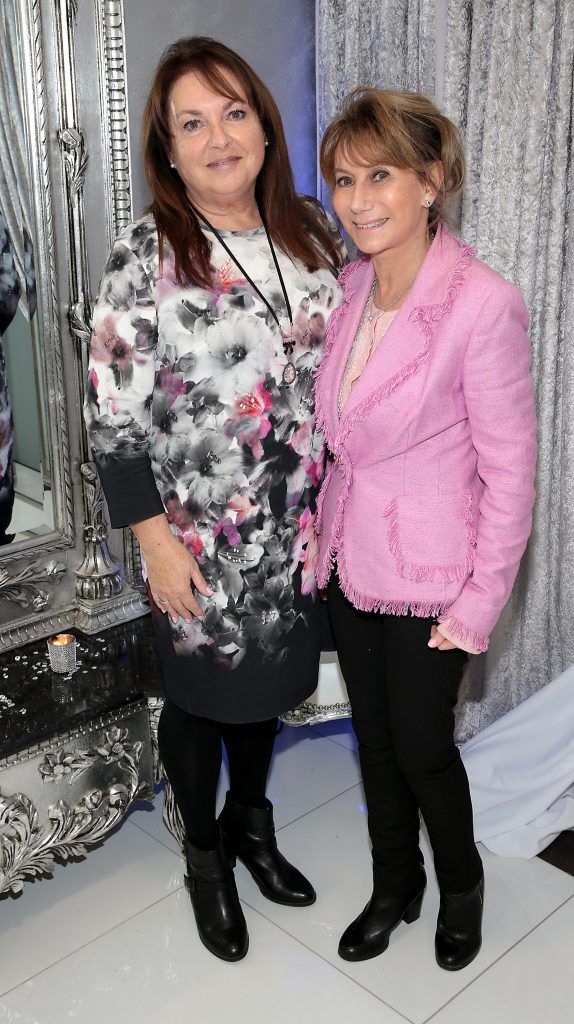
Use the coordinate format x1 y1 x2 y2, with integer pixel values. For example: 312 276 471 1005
0 615 163 761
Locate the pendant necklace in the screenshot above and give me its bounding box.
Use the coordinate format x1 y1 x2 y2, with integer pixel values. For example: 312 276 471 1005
367 275 417 321
193 205 297 386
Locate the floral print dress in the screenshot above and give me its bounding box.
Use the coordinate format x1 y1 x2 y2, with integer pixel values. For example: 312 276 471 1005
85 210 343 722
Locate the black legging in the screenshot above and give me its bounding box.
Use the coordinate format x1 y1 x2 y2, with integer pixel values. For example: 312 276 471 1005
327 577 483 895
158 699 278 850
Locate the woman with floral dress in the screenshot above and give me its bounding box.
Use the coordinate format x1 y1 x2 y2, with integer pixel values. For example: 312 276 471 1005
84 36 344 962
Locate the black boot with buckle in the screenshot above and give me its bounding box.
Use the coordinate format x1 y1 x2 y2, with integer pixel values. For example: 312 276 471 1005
435 873 484 971
338 866 427 961
184 833 249 962
218 791 316 906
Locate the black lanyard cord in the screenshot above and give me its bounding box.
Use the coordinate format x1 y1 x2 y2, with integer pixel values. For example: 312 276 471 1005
192 204 293 332
259 210 293 325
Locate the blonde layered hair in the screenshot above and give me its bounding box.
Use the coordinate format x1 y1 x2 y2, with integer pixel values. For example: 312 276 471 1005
321 88 465 228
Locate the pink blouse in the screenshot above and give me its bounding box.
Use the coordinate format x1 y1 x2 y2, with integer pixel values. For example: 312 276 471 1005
339 307 398 410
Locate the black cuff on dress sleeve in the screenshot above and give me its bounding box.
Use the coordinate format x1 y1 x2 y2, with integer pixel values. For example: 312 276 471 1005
94 454 165 529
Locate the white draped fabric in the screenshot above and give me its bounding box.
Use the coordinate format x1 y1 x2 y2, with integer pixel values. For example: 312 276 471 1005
462 664 574 857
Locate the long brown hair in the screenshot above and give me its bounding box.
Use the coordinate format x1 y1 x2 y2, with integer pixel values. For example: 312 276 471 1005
143 37 342 287
321 88 465 230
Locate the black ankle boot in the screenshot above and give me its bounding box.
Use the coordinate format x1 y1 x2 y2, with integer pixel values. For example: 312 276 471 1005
338 868 427 962
184 834 249 962
218 792 316 907
435 874 484 971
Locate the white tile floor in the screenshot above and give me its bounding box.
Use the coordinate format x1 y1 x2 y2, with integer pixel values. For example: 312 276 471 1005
1 719 573 1024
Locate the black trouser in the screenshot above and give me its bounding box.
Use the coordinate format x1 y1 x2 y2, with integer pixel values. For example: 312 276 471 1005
327 578 483 895
158 699 277 850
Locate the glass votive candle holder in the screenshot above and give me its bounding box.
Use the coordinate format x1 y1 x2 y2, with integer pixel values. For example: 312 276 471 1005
47 633 77 674
51 674 75 703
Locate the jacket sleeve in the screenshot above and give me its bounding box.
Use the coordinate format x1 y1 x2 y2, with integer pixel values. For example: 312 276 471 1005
83 239 164 529
438 281 537 651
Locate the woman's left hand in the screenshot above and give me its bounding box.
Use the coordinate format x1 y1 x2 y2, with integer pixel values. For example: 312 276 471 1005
428 624 459 650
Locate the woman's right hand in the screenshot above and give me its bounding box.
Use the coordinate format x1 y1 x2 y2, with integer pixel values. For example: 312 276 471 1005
131 514 213 623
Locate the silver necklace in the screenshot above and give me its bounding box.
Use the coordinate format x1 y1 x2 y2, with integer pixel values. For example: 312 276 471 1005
367 276 416 320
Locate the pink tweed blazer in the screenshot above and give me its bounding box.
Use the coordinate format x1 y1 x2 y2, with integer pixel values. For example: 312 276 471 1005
314 223 537 652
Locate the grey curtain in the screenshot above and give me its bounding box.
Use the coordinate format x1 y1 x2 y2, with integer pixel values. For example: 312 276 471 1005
316 0 574 740
316 0 435 204
442 0 574 740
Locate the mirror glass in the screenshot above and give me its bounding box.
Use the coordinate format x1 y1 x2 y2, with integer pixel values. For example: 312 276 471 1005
0 1 53 546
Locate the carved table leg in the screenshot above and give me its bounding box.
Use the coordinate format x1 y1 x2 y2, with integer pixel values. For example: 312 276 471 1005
162 778 186 852
147 696 185 852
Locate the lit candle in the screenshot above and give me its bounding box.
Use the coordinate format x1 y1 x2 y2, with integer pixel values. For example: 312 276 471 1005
47 633 77 673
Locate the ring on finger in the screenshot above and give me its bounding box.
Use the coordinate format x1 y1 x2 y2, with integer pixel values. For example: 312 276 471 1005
157 597 169 605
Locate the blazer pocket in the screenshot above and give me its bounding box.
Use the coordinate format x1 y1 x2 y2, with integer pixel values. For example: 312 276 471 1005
384 490 476 584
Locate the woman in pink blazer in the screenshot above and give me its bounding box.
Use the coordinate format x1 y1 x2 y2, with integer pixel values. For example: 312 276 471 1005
316 89 537 971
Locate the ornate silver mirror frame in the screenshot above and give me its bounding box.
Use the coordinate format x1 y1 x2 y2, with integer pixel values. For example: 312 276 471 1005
0 0 147 651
